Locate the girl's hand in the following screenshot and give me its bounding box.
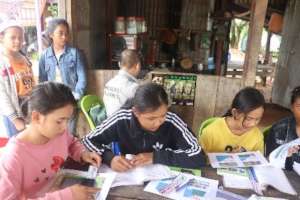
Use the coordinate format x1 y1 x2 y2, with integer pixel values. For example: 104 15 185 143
12 118 26 131
70 184 99 200
231 146 246 153
131 153 153 167
287 145 300 157
111 156 134 172
81 151 102 167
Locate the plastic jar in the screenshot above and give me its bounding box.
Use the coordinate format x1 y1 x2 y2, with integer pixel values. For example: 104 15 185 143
141 17 147 33
115 16 125 34
136 17 143 33
126 17 137 34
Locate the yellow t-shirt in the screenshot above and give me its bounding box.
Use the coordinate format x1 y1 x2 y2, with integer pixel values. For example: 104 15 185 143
199 117 264 154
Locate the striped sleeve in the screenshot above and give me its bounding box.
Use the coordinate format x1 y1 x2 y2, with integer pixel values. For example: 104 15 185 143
153 112 205 168
81 109 132 165
166 112 201 156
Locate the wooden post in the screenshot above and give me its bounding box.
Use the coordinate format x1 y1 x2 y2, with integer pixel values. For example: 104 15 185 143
215 39 224 75
242 0 268 86
264 31 272 64
34 0 42 56
58 0 66 19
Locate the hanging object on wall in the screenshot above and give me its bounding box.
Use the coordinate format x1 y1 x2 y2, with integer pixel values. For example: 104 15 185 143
268 13 283 33
180 57 193 70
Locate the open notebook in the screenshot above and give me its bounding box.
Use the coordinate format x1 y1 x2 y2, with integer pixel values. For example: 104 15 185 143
61 157 176 188
99 163 176 187
59 169 116 200
269 138 300 176
220 166 297 195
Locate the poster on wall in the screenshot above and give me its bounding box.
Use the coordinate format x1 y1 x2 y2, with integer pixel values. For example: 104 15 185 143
152 74 197 106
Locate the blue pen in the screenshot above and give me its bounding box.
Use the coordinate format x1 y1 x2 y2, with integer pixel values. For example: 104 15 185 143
113 142 121 156
248 167 262 195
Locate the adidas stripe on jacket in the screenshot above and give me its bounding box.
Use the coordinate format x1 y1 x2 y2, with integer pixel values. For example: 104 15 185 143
82 109 206 169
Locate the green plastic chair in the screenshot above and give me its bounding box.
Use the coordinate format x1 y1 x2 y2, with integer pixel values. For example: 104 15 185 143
80 95 103 130
262 125 272 155
197 117 218 140
262 125 272 139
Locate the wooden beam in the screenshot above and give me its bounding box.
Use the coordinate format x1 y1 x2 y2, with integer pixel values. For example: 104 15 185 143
215 40 224 76
264 31 272 65
242 0 268 86
58 0 74 44
58 0 66 19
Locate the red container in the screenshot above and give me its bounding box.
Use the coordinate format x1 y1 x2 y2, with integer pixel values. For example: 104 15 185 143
268 13 283 33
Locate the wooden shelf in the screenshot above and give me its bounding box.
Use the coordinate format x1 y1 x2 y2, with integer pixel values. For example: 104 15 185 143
109 33 148 37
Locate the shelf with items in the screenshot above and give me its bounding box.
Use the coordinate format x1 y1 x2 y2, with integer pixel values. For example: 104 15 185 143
107 33 148 68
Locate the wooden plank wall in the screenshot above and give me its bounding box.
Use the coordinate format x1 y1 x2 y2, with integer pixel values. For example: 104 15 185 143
77 70 243 137
272 0 300 108
192 75 243 133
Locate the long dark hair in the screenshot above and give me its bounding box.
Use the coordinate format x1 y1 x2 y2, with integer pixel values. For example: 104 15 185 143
124 83 168 113
291 86 300 104
224 87 265 117
21 82 76 121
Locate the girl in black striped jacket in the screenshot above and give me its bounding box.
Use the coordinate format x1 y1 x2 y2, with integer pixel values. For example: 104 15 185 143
82 83 206 172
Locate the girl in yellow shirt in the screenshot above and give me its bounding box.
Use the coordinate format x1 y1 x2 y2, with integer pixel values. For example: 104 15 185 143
200 87 265 154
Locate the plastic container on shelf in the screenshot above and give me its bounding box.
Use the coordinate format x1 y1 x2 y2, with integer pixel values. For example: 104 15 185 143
126 17 137 34
136 17 143 33
268 13 283 33
115 16 126 34
141 18 147 33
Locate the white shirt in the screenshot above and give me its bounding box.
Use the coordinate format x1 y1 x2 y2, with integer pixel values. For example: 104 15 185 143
55 51 63 83
103 69 139 117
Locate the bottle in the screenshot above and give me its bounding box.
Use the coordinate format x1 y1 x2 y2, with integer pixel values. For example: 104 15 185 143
127 17 137 34
115 16 125 34
198 63 203 71
171 58 176 68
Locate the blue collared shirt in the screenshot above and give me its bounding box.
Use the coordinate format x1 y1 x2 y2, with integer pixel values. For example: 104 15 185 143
38 45 87 100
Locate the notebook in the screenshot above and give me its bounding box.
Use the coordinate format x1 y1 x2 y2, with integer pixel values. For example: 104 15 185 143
221 166 297 195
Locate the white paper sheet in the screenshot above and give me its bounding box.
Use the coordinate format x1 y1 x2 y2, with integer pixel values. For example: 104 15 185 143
99 164 176 187
58 169 116 200
293 162 300 176
216 189 247 200
253 165 297 195
269 138 300 169
222 174 252 189
247 194 287 200
94 173 116 200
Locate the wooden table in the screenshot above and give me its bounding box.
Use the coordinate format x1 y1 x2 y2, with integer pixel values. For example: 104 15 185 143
107 167 300 200
59 159 299 199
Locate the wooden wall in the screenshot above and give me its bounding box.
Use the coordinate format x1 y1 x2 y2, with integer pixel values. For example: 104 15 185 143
272 0 300 108
77 70 243 137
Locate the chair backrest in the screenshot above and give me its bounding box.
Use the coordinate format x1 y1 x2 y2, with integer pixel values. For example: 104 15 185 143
262 125 272 139
262 125 272 155
80 95 103 130
197 117 218 140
